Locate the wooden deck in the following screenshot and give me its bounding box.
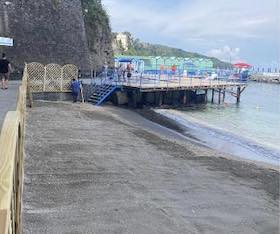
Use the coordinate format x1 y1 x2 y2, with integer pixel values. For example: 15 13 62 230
119 76 246 92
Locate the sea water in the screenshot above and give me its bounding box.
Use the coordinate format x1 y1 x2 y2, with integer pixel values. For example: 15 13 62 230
156 82 280 166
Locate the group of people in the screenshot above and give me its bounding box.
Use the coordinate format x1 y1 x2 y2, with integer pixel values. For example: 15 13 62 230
0 53 12 90
117 62 134 82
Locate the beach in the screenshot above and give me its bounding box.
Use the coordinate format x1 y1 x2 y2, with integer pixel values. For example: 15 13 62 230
23 101 279 233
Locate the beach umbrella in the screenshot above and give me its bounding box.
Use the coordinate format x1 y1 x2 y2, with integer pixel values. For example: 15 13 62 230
233 63 252 69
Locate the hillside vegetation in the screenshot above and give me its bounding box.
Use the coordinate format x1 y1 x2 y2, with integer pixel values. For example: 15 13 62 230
113 32 232 69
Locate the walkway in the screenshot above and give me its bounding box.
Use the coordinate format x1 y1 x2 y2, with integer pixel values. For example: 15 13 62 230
0 81 21 129
23 102 279 233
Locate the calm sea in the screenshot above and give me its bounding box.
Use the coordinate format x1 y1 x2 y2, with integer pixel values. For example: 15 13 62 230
156 82 280 166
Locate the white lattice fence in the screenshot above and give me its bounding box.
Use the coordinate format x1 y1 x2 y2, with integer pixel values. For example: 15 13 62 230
27 62 45 92
62 64 79 91
27 63 78 93
45 64 62 92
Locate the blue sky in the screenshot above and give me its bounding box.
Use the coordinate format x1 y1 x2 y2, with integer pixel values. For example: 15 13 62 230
103 0 279 68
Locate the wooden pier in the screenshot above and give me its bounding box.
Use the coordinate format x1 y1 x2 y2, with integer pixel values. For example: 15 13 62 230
110 75 247 107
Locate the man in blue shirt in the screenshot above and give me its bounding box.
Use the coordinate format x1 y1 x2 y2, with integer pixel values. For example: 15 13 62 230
71 78 80 102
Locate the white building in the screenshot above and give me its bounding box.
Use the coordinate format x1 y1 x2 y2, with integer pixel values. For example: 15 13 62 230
115 33 129 51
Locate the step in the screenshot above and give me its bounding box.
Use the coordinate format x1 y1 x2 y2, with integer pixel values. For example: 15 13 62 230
88 98 98 102
92 90 114 96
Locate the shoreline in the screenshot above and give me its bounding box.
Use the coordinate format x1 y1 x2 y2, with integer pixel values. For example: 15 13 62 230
250 75 280 84
133 106 280 170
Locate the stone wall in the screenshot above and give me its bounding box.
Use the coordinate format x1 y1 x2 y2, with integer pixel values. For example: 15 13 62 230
0 0 112 71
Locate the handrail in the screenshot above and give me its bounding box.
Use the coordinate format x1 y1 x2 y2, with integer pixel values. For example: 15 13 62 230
0 65 29 234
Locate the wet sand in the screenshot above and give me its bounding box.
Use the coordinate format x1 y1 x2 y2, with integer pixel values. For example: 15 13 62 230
23 101 279 233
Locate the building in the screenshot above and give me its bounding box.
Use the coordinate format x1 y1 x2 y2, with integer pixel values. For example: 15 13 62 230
114 33 129 51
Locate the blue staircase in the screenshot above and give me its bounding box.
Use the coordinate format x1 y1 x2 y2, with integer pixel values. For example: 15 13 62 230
88 73 118 106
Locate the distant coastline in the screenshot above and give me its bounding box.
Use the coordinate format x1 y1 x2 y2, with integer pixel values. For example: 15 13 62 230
250 73 280 84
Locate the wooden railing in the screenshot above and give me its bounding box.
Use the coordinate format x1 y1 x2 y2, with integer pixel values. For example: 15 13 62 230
0 66 30 234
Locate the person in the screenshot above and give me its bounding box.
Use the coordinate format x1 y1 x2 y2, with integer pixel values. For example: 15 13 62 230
126 62 133 81
117 64 123 82
122 65 126 81
0 53 12 89
103 62 108 78
71 78 80 103
171 64 176 75
160 64 165 78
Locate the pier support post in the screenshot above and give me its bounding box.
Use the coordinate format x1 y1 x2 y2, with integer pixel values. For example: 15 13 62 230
159 92 163 106
183 91 187 105
223 88 226 102
237 87 241 103
132 90 138 108
142 92 147 106
171 91 176 105
205 89 208 103
211 89 214 103
218 89 221 104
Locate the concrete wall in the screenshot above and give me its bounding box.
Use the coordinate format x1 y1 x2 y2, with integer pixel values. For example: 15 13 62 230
32 92 73 102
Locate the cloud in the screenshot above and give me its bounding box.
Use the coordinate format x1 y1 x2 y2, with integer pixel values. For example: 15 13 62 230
103 0 279 65
207 46 241 63
103 0 276 38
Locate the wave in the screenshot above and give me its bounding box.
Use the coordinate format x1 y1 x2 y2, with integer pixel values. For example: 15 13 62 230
155 109 280 166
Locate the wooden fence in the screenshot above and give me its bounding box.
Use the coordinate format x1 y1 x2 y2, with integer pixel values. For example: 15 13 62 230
0 66 29 234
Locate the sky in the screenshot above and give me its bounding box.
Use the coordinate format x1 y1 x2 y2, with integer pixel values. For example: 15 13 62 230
103 0 279 69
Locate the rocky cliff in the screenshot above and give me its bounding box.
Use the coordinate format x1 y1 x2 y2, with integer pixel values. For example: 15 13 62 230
82 0 114 70
0 0 113 71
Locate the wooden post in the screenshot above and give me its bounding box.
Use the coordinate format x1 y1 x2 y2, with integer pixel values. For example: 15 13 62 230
205 89 208 103
237 86 241 103
211 89 214 103
27 81 33 108
218 89 221 104
43 66 47 92
0 209 9 234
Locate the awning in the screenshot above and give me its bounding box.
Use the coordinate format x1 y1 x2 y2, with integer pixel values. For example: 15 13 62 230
118 58 133 63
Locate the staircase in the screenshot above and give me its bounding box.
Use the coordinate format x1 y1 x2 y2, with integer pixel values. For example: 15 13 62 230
88 72 118 106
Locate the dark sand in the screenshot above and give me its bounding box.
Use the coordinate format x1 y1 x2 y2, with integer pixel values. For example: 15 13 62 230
23 101 279 233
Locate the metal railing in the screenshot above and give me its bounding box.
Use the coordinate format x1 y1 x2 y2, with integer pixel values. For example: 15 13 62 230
0 66 30 234
109 70 246 90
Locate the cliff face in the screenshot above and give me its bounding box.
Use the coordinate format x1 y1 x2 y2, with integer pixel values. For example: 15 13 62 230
81 0 114 70
0 0 113 71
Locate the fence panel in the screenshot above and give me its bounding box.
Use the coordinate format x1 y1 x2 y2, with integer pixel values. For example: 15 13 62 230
45 64 63 92
62 64 78 91
27 63 78 93
27 63 45 92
